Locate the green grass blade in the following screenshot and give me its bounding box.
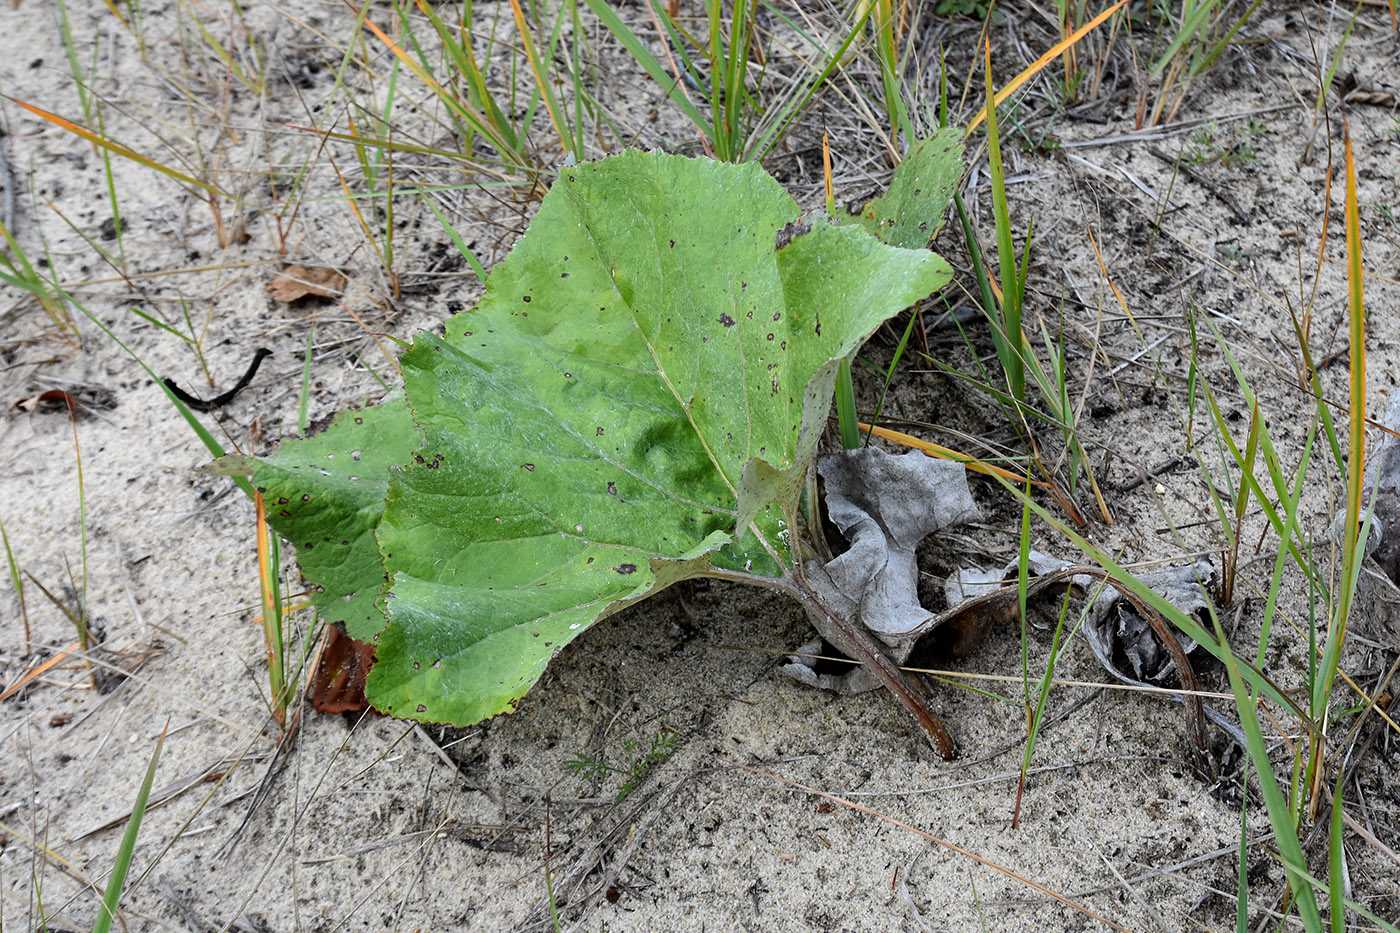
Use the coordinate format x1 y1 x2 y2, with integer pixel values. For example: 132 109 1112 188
581 0 709 131
423 195 489 283
92 725 165 933
834 358 860 450
299 321 316 435
981 42 1024 402
1209 607 1323 931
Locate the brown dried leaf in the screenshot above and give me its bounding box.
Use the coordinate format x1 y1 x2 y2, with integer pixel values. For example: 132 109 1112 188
267 265 345 302
310 622 376 714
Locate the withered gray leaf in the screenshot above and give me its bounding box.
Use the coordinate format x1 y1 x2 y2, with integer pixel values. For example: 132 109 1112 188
1080 558 1212 686
783 447 980 694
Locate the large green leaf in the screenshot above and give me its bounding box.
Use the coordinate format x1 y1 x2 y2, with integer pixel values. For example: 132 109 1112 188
366 150 952 724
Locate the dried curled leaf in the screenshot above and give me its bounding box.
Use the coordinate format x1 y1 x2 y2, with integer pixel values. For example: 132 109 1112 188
785 447 980 694
267 265 345 302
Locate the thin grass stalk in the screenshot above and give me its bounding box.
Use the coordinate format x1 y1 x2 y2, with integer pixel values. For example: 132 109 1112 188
255 491 287 731
1308 117 1368 813
62 395 93 687
298 320 316 435
1 519 30 656
862 308 921 447
0 216 76 340
1235 771 1249 933
981 41 1024 403
508 0 573 158
823 130 860 451
422 195 488 283
1328 771 1346 932
1209 604 1324 931
834 359 860 450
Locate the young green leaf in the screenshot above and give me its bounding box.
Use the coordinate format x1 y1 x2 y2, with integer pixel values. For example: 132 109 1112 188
856 128 964 249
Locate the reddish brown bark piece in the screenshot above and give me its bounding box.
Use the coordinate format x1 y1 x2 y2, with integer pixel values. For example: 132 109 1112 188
267 265 345 302
310 622 375 714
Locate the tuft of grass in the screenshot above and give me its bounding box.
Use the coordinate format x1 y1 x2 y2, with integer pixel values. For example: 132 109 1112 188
1134 0 1266 127
584 0 873 162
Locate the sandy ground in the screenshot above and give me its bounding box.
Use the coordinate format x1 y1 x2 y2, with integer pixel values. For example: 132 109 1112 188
1 1 1399 931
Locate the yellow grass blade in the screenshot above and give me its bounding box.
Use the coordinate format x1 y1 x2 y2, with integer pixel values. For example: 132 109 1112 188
964 1 1127 137
856 422 1045 486
9 98 221 194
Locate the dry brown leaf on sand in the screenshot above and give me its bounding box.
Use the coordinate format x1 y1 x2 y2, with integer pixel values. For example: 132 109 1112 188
266 265 345 302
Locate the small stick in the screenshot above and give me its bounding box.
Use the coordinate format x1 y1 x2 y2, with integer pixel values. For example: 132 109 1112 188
1147 146 1249 225
0 137 14 232
164 348 272 412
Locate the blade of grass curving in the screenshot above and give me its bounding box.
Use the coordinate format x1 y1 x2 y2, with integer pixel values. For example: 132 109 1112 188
1203 316 1326 583
1210 606 1323 930
10 99 219 194
91 724 165 933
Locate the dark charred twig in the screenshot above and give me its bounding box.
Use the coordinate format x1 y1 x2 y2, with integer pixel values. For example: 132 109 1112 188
1115 456 1185 492
1147 146 1249 225
164 348 272 412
